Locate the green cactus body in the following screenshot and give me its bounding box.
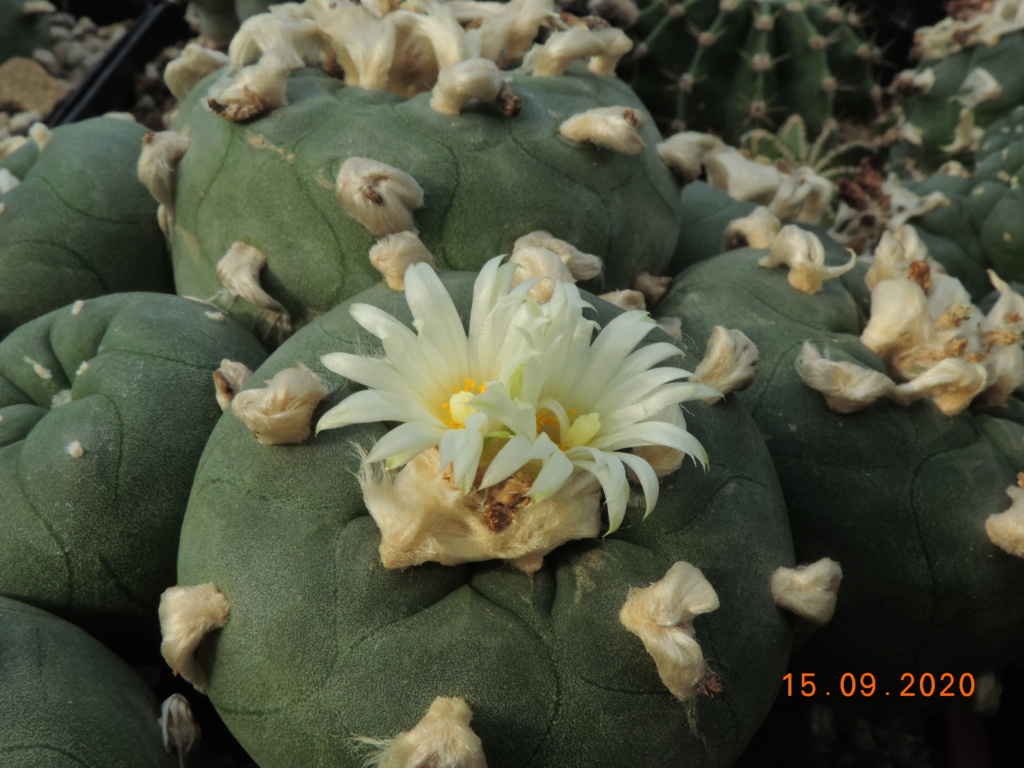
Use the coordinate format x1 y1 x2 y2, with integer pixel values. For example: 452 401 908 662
0 118 173 339
173 270 795 768
891 2 1024 173
0 597 174 767
0 0 50 65
657 249 1024 677
629 0 878 143
168 64 679 341
0 293 266 636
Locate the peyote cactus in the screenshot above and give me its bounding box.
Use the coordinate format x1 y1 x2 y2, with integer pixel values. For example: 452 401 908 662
0 596 176 767
0 292 266 636
0 0 51 65
657 225 1024 677
628 0 880 143
159 260 818 767
889 0 1024 174
0 118 173 338
152 0 681 344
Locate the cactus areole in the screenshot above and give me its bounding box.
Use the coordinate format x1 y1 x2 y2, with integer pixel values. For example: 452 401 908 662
163 0 680 343
170 265 796 768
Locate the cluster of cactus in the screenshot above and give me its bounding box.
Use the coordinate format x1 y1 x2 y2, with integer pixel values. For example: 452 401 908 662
4 0 1024 765
627 0 881 142
889 0 1024 174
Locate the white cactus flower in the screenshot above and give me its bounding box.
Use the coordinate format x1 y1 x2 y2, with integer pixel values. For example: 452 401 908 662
316 256 715 541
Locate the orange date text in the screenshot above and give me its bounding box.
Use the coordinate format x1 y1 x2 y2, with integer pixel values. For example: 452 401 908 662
782 672 976 698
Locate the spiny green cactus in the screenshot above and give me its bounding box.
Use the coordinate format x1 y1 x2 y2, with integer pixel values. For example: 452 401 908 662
0 118 173 339
0 292 266 637
162 262 803 768
628 0 881 143
153 0 681 345
657 228 1024 678
0 597 175 767
0 0 51 65
890 0 1024 174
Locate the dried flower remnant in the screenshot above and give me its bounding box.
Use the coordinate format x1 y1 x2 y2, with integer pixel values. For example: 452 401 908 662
316 257 716 569
357 697 487 768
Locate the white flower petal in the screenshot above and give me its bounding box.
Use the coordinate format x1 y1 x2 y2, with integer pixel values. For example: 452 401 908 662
590 420 708 467
601 382 720 433
366 421 446 467
616 451 660 519
316 389 442 433
478 435 537 489
529 441 575 502
438 412 487 494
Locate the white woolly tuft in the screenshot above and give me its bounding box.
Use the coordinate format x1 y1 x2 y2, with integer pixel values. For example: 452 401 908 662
213 242 292 343
231 366 328 444
164 43 230 101
336 158 424 236
369 232 436 290
986 483 1024 559
214 359 255 412
159 584 230 692
693 326 759 397
560 107 647 155
619 561 719 700
770 559 843 626
356 697 487 768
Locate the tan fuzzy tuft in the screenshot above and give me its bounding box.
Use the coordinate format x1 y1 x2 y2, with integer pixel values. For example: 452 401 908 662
0 168 20 195
758 226 857 294
358 697 487 768
512 231 602 281
370 232 437 290
656 316 683 343
509 246 574 302
213 242 292 342
336 157 424 236
137 130 189 237
693 326 759 397
430 58 519 116
28 122 51 151
207 50 291 122
524 24 630 77
231 366 328 445
599 289 646 311
705 148 832 224
631 270 672 308
164 43 230 101
770 558 843 626
213 359 254 412
893 358 989 416
159 584 230 692
656 131 724 185
986 483 1024 559
560 107 647 155
65 440 84 458
797 342 897 413
723 207 782 251
360 448 602 572
619 561 719 701
940 107 984 156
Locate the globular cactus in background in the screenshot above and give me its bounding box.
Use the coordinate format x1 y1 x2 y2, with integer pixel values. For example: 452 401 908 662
0 597 177 767
627 0 881 143
0 118 173 338
0 0 51 65
159 255 828 768
0 293 266 638
657 223 1024 680
150 0 681 345
889 0 1024 174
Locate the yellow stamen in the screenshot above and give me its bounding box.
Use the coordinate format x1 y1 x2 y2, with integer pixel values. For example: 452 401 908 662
564 413 601 449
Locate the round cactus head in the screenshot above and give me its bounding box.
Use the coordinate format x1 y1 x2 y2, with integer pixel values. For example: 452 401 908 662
162 253 804 768
156 0 682 345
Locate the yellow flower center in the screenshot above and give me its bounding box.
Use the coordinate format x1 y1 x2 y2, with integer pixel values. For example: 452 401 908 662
564 412 601 448
441 379 486 427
